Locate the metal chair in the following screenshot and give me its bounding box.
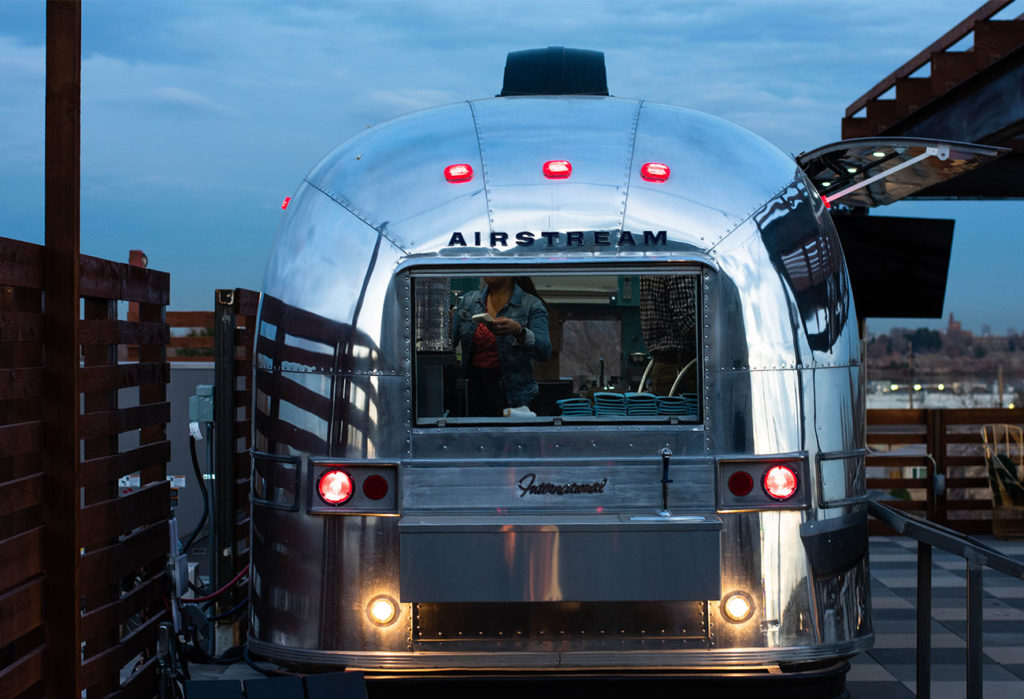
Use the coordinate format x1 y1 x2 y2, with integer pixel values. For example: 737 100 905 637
981 424 1024 538
636 357 696 396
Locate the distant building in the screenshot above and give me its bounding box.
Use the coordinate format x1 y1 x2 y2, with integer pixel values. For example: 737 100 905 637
947 312 965 336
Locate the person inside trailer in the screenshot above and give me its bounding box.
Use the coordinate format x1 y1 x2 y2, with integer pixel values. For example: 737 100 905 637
452 276 552 416
639 274 698 396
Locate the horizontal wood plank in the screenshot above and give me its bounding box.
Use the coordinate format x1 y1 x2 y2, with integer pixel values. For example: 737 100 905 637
81 572 163 643
79 319 168 346
80 604 166 691
865 433 925 445
0 238 44 289
79 255 169 304
115 654 159 699
79 441 171 489
79 362 169 393
943 408 1023 424
169 335 213 349
866 455 933 467
0 578 43 647
166 311 214 327
0 367 43 401
167 354 214 363
0 644 43 697
0 474 43 519
0 527 43 593
867 409 928 425
80 521 168 598
866 478 929 489
80 482 169 549
123 264 169 306
0 312 43 343
947 500 995 511
79 403 170 440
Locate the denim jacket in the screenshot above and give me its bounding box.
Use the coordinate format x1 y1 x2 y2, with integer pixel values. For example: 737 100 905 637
452 283 552 408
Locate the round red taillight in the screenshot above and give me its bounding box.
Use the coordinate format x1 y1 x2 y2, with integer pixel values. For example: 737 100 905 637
763 465 798 500
542 160 572 179
444 163 474 183
318 470 354 505
363 474 389 501
727 471 754 497
640 162 670 182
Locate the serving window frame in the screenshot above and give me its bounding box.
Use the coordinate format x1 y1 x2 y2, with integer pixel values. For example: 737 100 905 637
406 263 707 428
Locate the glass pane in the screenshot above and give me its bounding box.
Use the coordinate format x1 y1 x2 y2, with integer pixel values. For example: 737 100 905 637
412 271 701 425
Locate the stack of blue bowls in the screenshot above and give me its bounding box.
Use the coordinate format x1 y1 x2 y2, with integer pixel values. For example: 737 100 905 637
656 395 688 415
593 392 627 416
681 392 699 415
625 392 658 415
556 398 593 416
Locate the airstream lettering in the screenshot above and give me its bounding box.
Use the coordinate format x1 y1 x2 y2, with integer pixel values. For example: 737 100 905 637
445 229 667 247
249 47 1002 692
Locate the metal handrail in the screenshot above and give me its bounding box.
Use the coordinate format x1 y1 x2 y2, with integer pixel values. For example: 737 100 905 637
867 499 1024 698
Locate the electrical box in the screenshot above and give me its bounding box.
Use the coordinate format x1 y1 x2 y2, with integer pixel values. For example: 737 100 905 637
189 384 214 424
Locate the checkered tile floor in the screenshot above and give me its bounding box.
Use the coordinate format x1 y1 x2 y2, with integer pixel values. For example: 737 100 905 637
191 536 1024 697
849 535 1024 698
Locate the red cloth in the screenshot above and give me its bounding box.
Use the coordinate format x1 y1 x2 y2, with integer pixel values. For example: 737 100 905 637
471 322 500 368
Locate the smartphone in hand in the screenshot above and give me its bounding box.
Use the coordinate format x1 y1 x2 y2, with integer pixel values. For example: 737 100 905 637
471 312 495 323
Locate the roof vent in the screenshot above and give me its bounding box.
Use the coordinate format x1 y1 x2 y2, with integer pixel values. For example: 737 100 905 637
499 47 608 97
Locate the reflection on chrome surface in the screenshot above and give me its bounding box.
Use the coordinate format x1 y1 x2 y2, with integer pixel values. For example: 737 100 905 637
250 90 871 673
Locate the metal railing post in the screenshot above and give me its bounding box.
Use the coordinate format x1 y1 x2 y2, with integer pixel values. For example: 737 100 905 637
917 541 932 699
213 289 239 607
868 500 1024 699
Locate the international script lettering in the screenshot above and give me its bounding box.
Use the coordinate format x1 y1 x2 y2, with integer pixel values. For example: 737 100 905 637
517 473 608 497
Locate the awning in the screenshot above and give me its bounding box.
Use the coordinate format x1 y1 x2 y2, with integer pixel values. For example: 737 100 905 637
797 137 1007 208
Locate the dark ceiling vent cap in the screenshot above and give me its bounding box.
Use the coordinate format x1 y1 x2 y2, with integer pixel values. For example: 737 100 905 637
499 47 608 97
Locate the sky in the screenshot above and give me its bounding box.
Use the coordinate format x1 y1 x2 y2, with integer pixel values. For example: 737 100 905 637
1 0 1022 335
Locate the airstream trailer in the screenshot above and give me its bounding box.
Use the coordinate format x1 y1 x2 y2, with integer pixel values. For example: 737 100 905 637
247 48 1000 689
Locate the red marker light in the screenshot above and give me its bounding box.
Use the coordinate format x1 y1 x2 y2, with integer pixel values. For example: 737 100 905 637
281 196 291 210
728 471 754 497
318 469 354 505
640 162 670 182
444 163 473 183
763 465 798 500
543 160 572 179
362 474 389 500
821 194 831 209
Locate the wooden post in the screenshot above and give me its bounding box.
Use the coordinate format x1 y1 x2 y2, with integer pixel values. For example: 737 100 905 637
42 1 82 695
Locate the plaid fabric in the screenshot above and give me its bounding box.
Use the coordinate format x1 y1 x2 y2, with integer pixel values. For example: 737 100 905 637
639 275 697 354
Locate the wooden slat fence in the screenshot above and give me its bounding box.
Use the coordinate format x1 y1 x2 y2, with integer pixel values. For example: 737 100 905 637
867 408 1024 534
125 311 214 362
0 236 171 697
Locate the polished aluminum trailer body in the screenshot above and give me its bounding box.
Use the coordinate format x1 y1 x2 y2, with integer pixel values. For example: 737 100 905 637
249 92 873 672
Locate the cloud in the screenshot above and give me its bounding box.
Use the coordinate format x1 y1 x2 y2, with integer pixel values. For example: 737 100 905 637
149 85 238 117
364 88 467 115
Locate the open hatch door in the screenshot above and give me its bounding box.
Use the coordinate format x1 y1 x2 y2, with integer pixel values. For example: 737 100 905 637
797 137 1007 208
